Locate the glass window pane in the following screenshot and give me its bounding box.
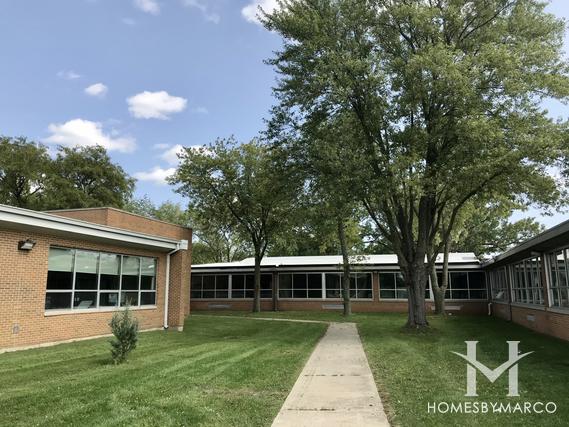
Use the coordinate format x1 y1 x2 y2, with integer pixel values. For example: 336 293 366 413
279 274 292 290
73 292 97 309
75 250 98 274
48 248 74 272
245 275 255 290
75 272 98 290
216 275 229 290
45 292 72 310
452 289 469 299
141 258 156 276
191 274 202 289
232 290 245 298
121 291 139 306
100 253 120 290
203 275 215 290
216 290 229 298
308 289 322 298
358 273 372 290
325 274 342 298
75 251 99 290
395 273 405 289
293 288 307 298
468 272 486 289
293 274 307 290
232 275 244 290
122 256 140 275
279 288 292 298
379 273 395 290
99 292 119 307
46 271 73 290
47 248 74 290
380 290 395 299
451 272 468 289
191 290 202 299
141 292 156 305
141 275 156 290
121 257 140 290
307 274 321 289
398 289 409 299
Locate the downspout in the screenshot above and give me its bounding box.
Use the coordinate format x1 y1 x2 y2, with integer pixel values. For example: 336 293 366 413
164 240 188 330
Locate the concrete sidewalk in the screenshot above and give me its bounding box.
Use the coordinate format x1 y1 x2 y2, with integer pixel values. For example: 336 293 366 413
272 322 390 427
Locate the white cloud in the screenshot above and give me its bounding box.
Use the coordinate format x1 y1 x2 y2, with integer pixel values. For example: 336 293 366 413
57 70 81 80
159 144 185 165
182 0 220 24
134 166 176 185
242 0 278 25
134 0 160 15
84 83 108 98
122 17 136 26
127 90 187 120
45 119 136 153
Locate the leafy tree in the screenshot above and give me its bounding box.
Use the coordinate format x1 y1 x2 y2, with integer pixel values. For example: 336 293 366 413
0 136 51 209
170 138 303 312
47 145 135 209
265 0 569 327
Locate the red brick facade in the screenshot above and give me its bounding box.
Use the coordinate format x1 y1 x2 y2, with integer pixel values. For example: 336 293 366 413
0 208 191 351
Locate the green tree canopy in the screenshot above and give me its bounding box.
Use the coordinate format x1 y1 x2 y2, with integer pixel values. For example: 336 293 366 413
265 0 569 326
47 145 135 209
170 138 304 311
0 137 135 211
0 136 51 209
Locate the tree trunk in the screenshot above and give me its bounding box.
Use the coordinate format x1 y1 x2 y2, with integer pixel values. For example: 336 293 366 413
430 240 450 315
253 252 261 313
402 261 429 328
337 218 351 316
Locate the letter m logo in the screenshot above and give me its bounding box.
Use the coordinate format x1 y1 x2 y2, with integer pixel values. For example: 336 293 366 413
452 341 532 397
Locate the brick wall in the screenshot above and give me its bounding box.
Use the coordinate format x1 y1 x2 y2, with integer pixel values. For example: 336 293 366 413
49 207 190 241
0 227 189 351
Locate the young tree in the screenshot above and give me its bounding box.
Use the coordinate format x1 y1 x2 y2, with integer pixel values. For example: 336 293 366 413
170 138 303 312
47 145 135 209
264 0 569 327
0 136 51 209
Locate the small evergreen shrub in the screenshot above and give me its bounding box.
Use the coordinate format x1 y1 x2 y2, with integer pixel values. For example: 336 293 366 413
109 307 139 364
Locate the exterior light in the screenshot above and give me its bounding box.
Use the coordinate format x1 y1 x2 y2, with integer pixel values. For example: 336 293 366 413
18 239 36 251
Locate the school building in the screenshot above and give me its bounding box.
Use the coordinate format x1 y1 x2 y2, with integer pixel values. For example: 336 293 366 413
1 202 568 352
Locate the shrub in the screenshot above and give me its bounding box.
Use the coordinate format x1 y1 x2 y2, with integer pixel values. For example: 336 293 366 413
109 307 139 364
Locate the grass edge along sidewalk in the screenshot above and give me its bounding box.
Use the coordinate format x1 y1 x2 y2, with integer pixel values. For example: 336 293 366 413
0 315 326 427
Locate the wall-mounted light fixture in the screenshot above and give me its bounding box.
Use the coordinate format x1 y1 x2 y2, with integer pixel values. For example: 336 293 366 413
18 239 36 251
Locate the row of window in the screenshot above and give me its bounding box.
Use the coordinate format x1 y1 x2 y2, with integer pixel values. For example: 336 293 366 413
45 247 157 311
488 248 569 309
190 271 486 300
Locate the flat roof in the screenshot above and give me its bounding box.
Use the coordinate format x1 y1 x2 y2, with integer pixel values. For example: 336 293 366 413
0 204 188 252
193 253 480 270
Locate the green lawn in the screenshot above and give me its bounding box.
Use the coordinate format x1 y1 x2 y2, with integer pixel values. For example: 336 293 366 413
203 311 569 426
0 316 326 427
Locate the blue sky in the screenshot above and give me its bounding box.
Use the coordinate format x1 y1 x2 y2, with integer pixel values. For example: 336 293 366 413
0 0 567 227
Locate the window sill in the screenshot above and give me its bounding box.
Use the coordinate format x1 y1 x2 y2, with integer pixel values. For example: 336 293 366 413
45 305 157 316
546 306 569 315
510 302 546 311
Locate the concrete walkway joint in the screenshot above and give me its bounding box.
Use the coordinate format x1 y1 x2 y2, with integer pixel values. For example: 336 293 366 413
272 322 389 426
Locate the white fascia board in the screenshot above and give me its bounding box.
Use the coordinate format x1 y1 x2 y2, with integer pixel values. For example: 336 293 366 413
0 205 182 251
